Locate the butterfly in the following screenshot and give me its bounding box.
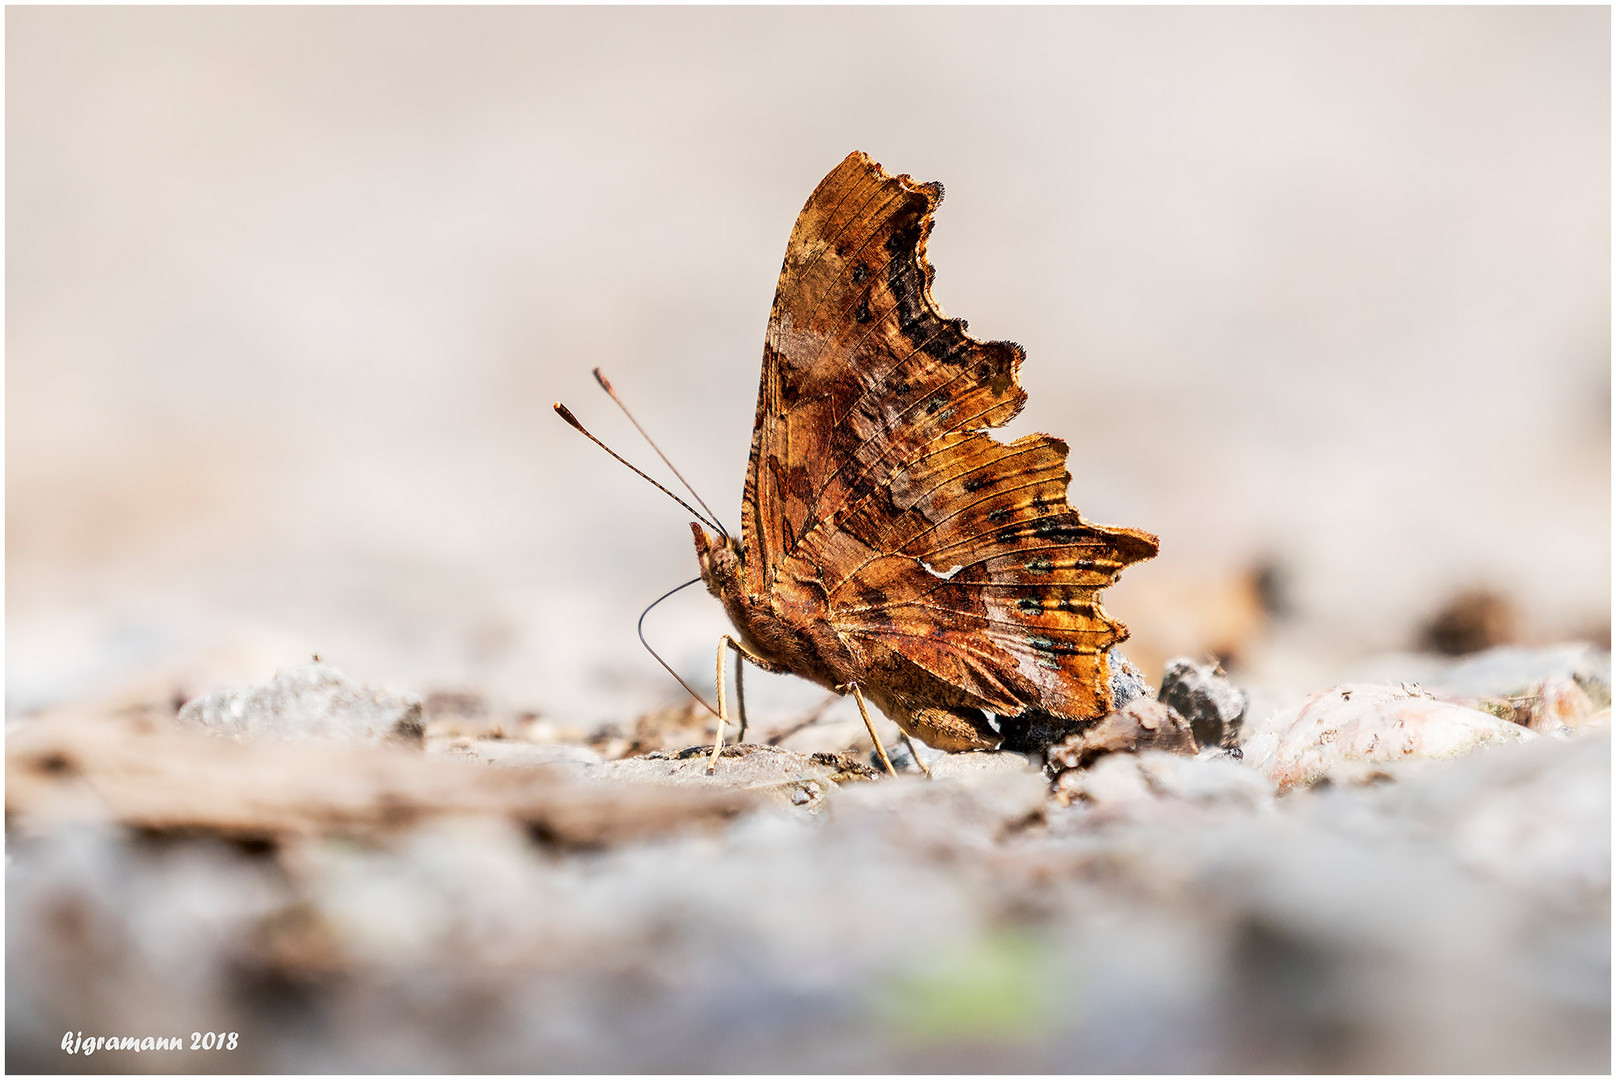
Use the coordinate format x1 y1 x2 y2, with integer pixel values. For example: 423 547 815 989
563 152 1157 769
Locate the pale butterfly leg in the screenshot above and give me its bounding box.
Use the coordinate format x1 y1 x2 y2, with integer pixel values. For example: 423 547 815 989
733 648 748 744
709 638 730 775
709 635 774 776
900 733 932 778
849 684 898 777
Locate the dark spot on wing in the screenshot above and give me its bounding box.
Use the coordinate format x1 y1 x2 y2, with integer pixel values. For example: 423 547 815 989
859 585 891 609
844 467 882 506
857 584 895 629
1033 519 1093 543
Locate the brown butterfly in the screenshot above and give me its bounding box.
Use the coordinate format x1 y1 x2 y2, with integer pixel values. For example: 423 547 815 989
561 151 1157 769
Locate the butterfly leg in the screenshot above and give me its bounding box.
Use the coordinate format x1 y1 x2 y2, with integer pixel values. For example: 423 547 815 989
733 648 748 745
709 638 732 775
900 733 932 778
848 684 898 777
709 635 778 775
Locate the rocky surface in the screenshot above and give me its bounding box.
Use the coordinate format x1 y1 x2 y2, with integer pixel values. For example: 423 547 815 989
1349 641 1612 702
1055 748 1276 814
7 645 1610 1073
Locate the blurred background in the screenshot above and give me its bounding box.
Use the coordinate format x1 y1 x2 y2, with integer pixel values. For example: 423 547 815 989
8 6 1610 727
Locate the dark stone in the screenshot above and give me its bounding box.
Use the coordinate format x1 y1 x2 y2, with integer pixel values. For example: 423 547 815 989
1158 657 1249 750
997 708 1077 756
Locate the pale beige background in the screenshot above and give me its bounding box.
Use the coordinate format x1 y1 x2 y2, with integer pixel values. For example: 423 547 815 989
7 7 1610 724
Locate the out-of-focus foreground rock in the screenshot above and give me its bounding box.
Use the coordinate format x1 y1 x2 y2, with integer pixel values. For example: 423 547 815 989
176 661 425 746
7 646 1610 1073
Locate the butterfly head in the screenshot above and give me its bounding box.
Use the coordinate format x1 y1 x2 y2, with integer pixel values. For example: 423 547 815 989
691 522 744 600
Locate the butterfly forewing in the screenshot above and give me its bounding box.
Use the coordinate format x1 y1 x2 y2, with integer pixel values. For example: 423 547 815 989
741 151 1158 726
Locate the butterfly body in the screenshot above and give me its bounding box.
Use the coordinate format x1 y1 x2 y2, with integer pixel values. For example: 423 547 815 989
685 151 1160 755
693 523 846 689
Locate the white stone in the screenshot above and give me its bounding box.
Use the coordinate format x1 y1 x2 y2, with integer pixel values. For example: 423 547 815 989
1243 683 1535 792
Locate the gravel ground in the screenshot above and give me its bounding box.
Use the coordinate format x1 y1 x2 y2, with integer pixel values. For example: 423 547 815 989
7 645 1608 1073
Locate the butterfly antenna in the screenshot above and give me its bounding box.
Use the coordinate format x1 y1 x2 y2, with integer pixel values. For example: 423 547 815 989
638 577 720 718
553 403 726 536
592 367 729 539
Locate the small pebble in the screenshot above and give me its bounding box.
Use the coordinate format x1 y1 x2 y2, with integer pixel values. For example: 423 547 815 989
1158 657 1249 750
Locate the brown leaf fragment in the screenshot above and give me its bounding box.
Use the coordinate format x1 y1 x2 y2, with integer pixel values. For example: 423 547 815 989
1046 698 1198 774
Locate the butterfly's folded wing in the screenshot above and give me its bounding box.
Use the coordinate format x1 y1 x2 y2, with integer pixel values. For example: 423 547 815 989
744 151 1157 722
